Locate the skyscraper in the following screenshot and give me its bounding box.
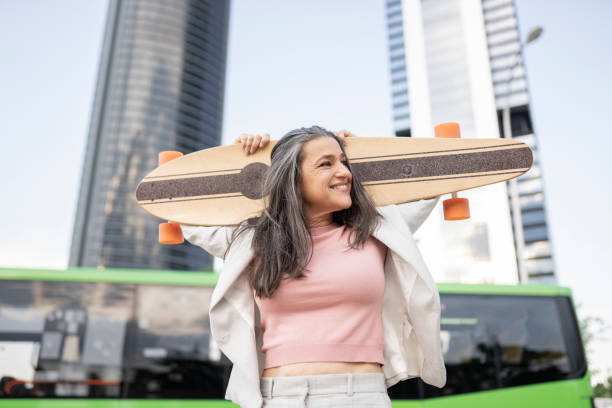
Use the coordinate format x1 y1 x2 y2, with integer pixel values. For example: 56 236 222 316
69 0 230 271
385 0 555 284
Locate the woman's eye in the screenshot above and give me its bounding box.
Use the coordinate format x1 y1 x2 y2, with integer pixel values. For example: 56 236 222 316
320 161 331 167
342 160 349 166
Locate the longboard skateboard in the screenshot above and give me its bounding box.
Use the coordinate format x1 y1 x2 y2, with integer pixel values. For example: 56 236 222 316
135 123 533 243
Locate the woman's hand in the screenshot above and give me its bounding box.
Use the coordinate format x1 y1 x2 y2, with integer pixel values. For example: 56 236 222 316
332 129 356 146
234 133 270 155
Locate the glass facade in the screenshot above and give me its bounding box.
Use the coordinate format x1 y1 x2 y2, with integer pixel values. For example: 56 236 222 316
384 0 556 283
69 0 230 271
386 0 411 135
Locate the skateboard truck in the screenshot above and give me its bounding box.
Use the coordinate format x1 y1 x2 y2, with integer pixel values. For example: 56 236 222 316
434 122 470 221
158 151 185 244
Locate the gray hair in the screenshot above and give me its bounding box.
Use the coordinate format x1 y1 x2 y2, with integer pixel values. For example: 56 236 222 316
225 125 382 298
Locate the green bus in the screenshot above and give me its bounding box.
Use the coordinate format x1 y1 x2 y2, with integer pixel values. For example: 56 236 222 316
0 267 593 407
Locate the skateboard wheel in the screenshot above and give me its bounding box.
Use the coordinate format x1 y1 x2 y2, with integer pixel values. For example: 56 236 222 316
434 122 461 138
158 151 183 166
443 197 470 220
159 222 184 245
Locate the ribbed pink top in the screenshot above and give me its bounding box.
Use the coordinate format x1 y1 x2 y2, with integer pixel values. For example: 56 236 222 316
253 222 388 369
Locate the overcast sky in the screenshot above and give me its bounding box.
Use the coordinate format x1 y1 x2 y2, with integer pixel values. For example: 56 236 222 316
1 0 610 382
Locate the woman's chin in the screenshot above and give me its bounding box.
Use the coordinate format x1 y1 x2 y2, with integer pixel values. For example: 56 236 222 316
336 198 352 210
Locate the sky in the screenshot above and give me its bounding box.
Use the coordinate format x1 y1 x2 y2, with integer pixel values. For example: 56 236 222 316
1 0 611 382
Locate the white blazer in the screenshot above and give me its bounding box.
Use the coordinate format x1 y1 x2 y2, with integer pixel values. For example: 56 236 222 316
182 197 446 408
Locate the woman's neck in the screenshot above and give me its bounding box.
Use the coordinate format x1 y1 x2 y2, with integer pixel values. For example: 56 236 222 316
306 212 333 228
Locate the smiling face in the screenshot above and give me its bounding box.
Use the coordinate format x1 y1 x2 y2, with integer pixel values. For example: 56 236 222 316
299 136 352 226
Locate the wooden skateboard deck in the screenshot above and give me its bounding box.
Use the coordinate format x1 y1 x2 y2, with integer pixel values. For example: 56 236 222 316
135 137 532 226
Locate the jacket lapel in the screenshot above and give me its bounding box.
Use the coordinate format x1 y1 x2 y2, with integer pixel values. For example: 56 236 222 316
373 206 438 294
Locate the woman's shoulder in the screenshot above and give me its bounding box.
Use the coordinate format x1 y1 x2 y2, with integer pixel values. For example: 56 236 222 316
374 204 400 221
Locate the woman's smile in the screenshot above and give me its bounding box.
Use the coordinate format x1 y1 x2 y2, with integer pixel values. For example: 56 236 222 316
330 182 349 192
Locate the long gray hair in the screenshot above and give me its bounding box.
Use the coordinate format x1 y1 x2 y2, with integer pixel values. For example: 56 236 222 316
224 125 382 299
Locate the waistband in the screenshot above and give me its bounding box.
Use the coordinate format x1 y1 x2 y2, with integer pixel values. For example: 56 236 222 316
260 372 386 398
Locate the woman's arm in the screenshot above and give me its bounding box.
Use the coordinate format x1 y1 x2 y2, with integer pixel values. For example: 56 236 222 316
393 196 440 234
181 132 270 258
181 225 236 259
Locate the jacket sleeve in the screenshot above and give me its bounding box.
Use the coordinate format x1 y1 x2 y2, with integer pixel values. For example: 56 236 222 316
392 196 440 234
181 224 236 259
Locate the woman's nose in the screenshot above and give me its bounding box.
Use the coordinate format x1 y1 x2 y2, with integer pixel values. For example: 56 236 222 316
336 162 351 178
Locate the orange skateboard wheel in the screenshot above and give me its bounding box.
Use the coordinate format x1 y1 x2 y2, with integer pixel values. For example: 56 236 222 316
434 122 460 138
158 151 184 166
443 197 470 220
159 222 184 245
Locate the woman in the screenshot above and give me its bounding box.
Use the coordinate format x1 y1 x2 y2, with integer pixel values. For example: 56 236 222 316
182 126 446 408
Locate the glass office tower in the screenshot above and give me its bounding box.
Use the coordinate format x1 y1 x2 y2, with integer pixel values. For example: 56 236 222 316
69 0 230 271
385 0 555 284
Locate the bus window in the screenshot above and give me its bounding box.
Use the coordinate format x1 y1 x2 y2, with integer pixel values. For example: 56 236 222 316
0 279 230 399
0 279 133 398
121 284 230 398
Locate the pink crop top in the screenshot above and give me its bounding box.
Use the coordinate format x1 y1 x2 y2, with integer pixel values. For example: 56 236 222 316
253 222 388 369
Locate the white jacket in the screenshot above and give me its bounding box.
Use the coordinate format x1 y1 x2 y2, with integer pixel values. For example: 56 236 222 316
182 197 446 408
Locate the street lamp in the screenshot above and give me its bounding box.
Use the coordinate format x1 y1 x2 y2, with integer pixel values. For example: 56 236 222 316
502 26 543 284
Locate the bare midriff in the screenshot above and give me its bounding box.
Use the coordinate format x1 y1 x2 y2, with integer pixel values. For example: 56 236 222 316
262 361 383 377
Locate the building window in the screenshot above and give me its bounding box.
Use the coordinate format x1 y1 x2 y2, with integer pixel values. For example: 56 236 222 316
395 128 412 138
496 104 534 137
